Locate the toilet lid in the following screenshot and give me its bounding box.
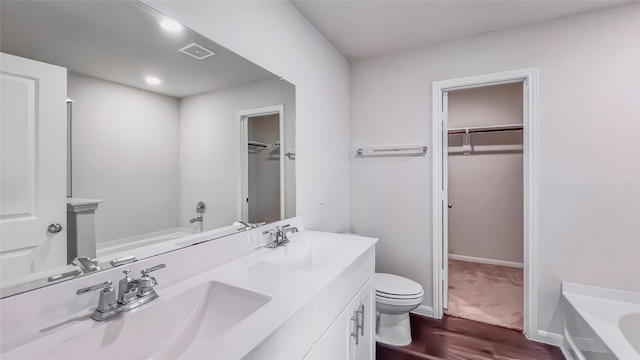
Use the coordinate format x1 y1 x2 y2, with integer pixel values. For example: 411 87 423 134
375 273 423 297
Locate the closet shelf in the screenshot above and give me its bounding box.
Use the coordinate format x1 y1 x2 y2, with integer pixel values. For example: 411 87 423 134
448 124 523 135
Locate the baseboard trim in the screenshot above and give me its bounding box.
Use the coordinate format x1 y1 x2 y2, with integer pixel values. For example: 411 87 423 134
411 305 435 318
448 254 524 268
413 304 564 349
527 330 563 347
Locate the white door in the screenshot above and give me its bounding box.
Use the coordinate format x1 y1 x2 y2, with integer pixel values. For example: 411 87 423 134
442 91 449 308
240 116 249 222
238 105 285 223
0 52 68 281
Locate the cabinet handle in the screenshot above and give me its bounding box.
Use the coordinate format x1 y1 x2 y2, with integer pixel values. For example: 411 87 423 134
357 304 365 336
351 312 359 345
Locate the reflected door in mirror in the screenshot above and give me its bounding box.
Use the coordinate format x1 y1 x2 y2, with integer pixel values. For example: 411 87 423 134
247 113 282 224
0 52 68 280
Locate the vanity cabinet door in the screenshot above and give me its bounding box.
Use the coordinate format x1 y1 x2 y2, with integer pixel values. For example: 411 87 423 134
355 284 375 360
315 295 359 360
308 275 375 360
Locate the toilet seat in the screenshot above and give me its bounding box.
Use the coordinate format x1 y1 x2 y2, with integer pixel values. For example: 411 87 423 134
375 273 423 299
376 293 423 307
376 290 424 299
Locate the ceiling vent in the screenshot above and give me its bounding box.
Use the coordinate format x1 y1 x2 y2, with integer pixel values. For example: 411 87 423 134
179 43 215 60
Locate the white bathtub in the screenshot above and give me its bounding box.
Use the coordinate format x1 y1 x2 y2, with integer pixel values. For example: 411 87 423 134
562 282 640 360
94 225 241 266
96 227 196 257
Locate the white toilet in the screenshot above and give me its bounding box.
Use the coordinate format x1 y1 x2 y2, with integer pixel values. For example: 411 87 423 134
375 273 424 346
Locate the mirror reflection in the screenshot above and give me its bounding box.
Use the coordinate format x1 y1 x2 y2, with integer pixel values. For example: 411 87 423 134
0 0 296 295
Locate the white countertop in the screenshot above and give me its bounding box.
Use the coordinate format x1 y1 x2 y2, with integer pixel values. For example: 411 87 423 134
3 230 377 359
66 198 104 206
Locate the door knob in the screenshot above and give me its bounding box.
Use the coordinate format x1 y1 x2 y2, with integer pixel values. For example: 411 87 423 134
47 223 63 233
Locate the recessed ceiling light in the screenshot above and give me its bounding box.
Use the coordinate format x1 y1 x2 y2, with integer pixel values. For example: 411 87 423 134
160 19 182 33
145 76 161 85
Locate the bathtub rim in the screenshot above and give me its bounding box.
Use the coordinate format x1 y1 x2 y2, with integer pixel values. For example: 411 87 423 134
562 281 640 360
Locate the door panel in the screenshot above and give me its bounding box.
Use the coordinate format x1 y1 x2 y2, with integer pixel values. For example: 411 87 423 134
442 91 449 308
0 52 67 280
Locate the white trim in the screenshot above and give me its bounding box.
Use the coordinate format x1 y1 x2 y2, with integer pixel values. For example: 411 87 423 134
410 305 434 318
448 254 523 268
236 105 285 222
561 346 578 360
431 68 539 341
531 330 564 347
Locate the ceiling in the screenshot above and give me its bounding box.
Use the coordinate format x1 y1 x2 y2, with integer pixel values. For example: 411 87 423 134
291 0 633 60
0 1 277 98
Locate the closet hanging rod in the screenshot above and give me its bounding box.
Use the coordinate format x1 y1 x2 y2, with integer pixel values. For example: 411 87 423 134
248 141 269 148
356 144 428 156
448 124 523 135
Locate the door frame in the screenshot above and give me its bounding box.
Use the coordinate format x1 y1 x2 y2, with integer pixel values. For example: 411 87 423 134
236 105 285 222
431 68 539 340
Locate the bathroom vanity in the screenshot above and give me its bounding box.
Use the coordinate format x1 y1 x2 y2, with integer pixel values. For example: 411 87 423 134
0 218 377 359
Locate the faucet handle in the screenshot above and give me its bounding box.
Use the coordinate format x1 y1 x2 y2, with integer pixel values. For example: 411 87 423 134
110 255 136 267
141 264 166 277
262 228 278 235
73 256 101 273
76 281 113 295
76 281 117 313
74 256 98 265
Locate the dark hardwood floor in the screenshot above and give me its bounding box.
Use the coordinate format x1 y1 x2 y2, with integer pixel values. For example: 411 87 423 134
377 314 565 360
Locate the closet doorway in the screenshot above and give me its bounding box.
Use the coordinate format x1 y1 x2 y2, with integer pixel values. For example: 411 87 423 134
431 68 539 340
238 105 285 224
445 83 524 330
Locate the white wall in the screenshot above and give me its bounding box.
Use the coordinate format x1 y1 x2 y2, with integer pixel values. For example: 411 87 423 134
350 4 640 338
178 78 294 231
68 72 180 243
248 114 281 223
448 84 523 264
145 0 351 233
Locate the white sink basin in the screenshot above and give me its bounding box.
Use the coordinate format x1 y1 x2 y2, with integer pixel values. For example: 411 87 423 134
17 281 271 359
260 235 348 270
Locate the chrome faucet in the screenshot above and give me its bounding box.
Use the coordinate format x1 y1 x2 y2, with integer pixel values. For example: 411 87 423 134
73 256 101 273
190 201 206 223
262 224 299 248
77 264 166 321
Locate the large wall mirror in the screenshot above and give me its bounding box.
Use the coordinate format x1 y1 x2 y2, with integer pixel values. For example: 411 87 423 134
0 1 296 296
